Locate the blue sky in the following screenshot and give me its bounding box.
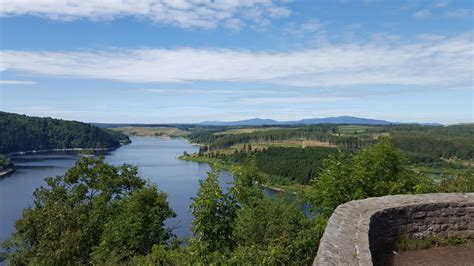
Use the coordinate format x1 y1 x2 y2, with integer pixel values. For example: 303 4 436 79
0 0 472 124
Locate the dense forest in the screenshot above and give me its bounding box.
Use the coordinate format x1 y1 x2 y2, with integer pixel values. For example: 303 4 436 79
391 125 474 160
0 112 130 154
201 146 339 184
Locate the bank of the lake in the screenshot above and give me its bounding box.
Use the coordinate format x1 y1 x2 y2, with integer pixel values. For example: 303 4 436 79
0 168 15 177
0 137 234 244
179 154 312 195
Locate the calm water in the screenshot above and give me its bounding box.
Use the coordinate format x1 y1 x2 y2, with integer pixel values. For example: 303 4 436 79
0 137 237 243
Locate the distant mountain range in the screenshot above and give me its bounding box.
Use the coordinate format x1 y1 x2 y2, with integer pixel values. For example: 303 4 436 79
198 116 396 126
92 116 442 128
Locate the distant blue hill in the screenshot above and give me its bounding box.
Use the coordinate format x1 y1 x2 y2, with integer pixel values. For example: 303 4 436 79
199 118 280 126
198 116 394 126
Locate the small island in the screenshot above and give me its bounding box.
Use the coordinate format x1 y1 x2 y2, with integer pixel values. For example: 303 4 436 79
0 154 15 177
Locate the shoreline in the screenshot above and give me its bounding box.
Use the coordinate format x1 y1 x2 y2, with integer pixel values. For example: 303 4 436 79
178 154 304 195
8 146 121 156
0 168 15 177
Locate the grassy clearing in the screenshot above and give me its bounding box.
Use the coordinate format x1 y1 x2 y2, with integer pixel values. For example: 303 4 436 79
335 125 388 139
395 235 471 252
111 127 191 137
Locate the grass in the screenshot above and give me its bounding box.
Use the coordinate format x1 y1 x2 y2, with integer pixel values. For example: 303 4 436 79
335 125 388 139
110 127 191 137
395 235 471 252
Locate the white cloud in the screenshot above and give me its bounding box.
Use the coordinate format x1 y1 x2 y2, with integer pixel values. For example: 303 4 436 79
0 0 291 28
413 9 432 19
1 33 472 89
433 0 450 8
0 80 36 85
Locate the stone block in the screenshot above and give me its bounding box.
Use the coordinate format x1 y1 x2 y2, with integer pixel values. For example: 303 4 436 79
440 224 450 231
436 217 449 224
412 211 426 219
427 224 441 233
426 210 440 217
440 208 454 217
449 216 460 223
407 224 419 233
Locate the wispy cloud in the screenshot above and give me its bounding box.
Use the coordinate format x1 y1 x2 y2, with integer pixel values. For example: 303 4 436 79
433 0 450 8
0 0 291 29
0 33 472 89
0 80 36 85
143 88 276 95
239 96 352 105
444 8 472 18
413 9 432 19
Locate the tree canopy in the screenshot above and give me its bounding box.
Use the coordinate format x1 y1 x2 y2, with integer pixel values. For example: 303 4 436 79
1 157 175 265
0 112 130 154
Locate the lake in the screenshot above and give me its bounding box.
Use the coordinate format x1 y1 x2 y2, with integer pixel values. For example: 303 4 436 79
0 137 242 244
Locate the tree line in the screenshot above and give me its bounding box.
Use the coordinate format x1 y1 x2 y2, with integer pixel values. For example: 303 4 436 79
0 112 130 154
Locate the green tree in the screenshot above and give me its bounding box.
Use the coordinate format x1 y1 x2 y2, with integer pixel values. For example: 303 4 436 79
91 185 176 264
310 138 418 216
190 167 238 263
231 158 266 206
1 157 174 265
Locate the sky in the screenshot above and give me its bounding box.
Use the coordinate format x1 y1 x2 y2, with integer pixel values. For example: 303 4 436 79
0 0 473 124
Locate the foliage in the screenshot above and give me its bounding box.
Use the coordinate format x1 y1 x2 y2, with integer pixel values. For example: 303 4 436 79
391 124 474 160
91 185 175 264
233 146 338 184
131 245 191 265
0 154 13 171
0 112 130 154
190 168 238 263
232 196 324 265
310 138 420 216
415 170 474 193
189 161 324 265
230 158 267 205
1 157 174 265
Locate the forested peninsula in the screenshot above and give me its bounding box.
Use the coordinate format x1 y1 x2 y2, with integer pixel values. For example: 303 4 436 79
0 112 130 176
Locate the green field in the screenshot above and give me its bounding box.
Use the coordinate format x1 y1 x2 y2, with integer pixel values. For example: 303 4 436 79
111 127 191 137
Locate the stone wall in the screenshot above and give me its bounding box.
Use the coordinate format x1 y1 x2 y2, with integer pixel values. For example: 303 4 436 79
313 193 474 266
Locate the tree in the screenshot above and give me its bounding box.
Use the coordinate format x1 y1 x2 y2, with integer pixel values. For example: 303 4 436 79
91 185 176 264
310 138 418 217
231 158 266 206
190 167 238 263
1 157 174 265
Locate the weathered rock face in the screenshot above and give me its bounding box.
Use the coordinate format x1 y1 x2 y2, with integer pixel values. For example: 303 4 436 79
313 193 474 266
